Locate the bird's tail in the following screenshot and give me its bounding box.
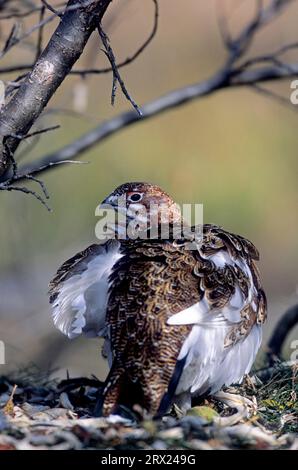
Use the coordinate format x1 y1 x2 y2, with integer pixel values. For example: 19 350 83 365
95 363 147 417
156 354 188 418
93 366 121 417
98 360 178 418
95 354 187 418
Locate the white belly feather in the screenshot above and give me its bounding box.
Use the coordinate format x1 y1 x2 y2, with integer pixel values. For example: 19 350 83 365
175 322 262 399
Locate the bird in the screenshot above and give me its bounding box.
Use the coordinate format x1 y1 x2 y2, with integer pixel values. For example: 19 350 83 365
49 182 267 418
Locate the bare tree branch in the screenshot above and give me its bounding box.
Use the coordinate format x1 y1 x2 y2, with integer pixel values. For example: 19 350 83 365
0 0 113 177
8 58 298 184
0 0 298 209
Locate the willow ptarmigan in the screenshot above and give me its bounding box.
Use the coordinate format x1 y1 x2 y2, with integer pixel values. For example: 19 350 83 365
49 182 267 417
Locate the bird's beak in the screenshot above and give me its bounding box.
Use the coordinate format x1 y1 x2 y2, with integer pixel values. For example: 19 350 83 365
100 195 116 207
100 194 127 214
96 196 127 239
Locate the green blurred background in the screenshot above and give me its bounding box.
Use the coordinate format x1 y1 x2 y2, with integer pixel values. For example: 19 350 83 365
0 0 297 379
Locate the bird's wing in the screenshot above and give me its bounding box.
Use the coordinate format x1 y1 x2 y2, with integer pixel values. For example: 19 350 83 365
49 239 122 339
166 224 267 401
168 224 267 330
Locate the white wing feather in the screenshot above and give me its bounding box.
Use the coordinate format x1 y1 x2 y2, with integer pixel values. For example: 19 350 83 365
50 241 122 339
167 247 261 403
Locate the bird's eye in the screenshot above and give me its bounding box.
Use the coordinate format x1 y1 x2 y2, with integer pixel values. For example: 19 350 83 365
128 192 143 202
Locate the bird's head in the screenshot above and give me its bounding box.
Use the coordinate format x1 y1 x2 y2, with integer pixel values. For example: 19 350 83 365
99 182 183 239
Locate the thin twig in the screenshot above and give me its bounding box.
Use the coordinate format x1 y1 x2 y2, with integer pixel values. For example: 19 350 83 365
0 0 157 78
3 137 18 177
1 23 21 57
13 159 89 180
0 159 88 210
72 0 159 77
41 0 62 17
0 15 56 59
98 24 142 116
5 73 29 98
0 7 42 20
15 134 41 161
24 174 50 200
240 42 298 70
0 0 159 78
0 0 92 20
0 184 52 211
35 5 46 62
0 1 102 59
0 64 33 74
250 83 298 112
10 124 61 141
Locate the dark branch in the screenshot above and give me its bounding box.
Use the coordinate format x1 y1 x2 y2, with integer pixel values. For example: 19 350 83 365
267 304 298 363
97 24 142 115
250 83 298 112
35 6 46 62
0 14 57 60
72 0 159 76
10 124 61 141
0 64 33 74
0 159 88 208
1 184 52 211
40 0 62 17
0 2 48 20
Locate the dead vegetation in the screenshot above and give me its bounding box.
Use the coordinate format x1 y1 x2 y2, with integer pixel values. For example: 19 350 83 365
0 361 297 450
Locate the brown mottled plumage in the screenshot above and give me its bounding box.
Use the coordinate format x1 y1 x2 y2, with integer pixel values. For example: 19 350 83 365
49 182 267 417
103 239 195 415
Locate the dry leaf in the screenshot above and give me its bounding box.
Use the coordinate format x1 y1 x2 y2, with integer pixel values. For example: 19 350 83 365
3 384 17 416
